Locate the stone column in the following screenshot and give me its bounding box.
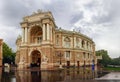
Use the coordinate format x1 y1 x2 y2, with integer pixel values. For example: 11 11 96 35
86 53 88 65
50 26 52 41
91 44 93 51
51 26 53 41
47 24 50 40
74 37 76 48
88 42 90 51
28 30 30 44
84 41 87 50
25 27 28 43
79 38 82 48
22 28 25 43
43 24 46 41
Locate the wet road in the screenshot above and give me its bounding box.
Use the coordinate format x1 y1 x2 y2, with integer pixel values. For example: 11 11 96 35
0 67 120 82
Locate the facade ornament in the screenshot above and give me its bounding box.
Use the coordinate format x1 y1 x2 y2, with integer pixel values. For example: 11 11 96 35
37 9 42 13
42 55 48 64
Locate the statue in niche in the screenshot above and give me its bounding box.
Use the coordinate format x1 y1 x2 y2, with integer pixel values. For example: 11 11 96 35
42 55 48 64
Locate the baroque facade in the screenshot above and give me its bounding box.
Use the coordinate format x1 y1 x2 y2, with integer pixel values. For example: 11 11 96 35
0 39 3 66
15 10 97 69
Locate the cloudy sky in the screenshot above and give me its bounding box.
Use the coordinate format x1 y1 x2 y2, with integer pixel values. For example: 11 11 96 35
0 0 120 58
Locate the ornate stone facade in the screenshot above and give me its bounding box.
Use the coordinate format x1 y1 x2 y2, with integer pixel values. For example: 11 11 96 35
0 39 3 66
15 10 97 69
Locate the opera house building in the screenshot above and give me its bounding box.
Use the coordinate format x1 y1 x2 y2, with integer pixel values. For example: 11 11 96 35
15 10 97 69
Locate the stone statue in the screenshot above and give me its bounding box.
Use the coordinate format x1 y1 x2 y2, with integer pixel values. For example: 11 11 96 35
42 55 48 64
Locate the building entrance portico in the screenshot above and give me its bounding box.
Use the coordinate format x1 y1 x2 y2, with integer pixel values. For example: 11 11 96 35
30 50 41 67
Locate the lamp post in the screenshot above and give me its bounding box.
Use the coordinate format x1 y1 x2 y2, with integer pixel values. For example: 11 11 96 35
56 51 63 68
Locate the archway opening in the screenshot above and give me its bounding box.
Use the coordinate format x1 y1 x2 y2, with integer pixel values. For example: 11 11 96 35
31 50 41 67
30 26 42 44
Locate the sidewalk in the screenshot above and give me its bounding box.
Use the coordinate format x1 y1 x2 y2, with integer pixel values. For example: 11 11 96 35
96 72 120 80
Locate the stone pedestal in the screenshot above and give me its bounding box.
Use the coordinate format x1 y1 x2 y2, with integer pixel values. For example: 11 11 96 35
18 62 25 69
59 65 63 69
41 62 48 69
48 63 54 68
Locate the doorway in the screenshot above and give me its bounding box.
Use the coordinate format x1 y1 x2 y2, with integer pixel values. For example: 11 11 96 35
67 61 70 67
31 50 41 67
77 61 80 67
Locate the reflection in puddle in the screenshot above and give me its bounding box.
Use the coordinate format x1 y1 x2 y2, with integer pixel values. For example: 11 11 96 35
0 67 107 82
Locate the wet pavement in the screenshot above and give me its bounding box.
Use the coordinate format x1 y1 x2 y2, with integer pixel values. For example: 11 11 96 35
96 72 120 80
0 67 120 82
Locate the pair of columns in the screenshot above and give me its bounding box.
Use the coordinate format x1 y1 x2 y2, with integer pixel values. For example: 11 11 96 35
43 23 52 41
22 27 28 43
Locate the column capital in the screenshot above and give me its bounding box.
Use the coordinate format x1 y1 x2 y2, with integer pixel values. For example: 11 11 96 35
21 22 28 28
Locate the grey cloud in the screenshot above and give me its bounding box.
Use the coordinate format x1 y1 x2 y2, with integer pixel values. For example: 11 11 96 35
0 0 120 58
92 14 113 24
92 0 120 25
70 11 84 24
1 0 30 27
84 0 97 10
40 0 77 28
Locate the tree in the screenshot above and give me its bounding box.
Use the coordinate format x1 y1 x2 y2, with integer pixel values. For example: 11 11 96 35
96 50 111 67
2 42 15 64
111 57 120 65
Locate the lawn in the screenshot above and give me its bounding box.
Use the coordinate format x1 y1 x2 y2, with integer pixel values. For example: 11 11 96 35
103 67 120 71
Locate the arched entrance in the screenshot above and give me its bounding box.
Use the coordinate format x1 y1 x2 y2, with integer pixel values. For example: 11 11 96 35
31 50 41 67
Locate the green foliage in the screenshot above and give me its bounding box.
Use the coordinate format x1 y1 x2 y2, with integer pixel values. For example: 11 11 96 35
96 50 112 67
104 67 120 71
2 42 15 64
111 57 120 65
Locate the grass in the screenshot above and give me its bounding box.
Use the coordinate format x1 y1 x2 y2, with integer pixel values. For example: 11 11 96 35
103 67 120 71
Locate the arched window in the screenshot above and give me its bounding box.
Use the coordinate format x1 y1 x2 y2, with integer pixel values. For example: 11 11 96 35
82 40 85 48
64 37 71 48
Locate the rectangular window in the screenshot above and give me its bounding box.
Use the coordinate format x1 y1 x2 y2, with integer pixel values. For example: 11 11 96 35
37 36 42 44
66 51 70 58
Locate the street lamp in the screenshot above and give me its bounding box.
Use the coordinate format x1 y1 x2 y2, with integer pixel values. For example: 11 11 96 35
56 51 63 68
